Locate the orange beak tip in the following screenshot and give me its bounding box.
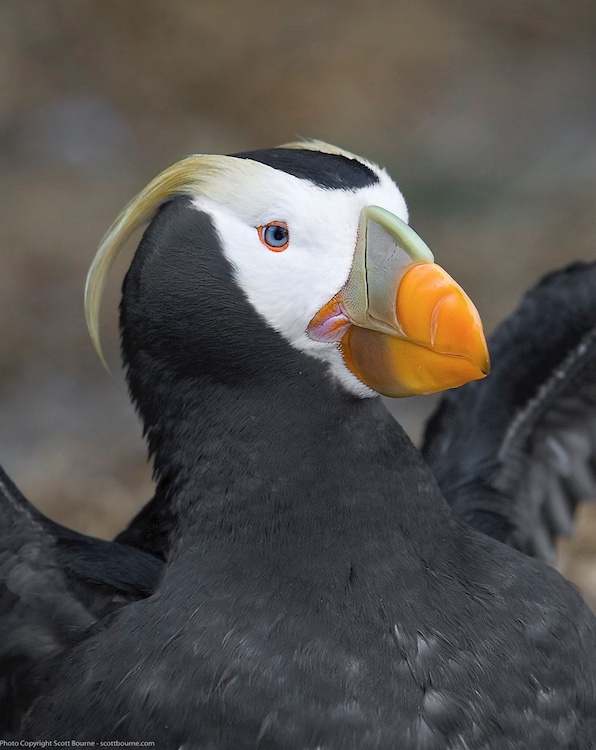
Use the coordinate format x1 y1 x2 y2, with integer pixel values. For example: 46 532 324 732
339 262 490 397
396 262 490 379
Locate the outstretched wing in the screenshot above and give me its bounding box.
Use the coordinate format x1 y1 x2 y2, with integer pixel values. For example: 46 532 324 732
422 261 596 563
0 465 162 735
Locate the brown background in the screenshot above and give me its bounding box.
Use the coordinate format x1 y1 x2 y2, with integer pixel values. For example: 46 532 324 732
0 0 595 605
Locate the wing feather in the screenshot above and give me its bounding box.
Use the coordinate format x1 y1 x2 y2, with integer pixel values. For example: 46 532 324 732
0 465 162 734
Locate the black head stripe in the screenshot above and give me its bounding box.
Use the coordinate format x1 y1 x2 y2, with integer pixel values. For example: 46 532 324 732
231 148 379 190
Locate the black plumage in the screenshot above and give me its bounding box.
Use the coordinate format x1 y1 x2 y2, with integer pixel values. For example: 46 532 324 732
1 148 596 747
233 147 380 189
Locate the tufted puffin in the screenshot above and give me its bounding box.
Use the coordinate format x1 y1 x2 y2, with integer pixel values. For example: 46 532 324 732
1 141 595 748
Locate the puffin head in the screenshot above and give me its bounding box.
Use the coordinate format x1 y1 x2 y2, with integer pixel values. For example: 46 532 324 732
86 140 489 398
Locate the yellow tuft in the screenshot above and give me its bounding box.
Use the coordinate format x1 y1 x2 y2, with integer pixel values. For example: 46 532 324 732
281 139 363 161
85 155 236 370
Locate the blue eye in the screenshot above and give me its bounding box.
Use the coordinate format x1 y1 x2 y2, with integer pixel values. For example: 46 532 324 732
264 225 288 246
258 222 289 252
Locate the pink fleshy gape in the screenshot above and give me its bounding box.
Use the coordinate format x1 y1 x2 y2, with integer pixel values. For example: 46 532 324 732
307 298 352 343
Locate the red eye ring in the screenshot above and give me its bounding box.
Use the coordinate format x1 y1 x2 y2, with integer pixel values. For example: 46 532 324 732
257 221 290 252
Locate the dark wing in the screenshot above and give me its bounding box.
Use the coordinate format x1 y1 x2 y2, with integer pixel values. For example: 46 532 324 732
0 464 163 735
422 261 596 563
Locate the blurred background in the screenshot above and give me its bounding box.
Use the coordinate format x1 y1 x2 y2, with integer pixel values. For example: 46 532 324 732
0 0 595 604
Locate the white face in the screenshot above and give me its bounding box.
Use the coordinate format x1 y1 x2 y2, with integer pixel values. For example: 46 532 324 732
191 159 409 397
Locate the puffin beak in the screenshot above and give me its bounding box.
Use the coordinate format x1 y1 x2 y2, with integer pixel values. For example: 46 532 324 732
307 206 490 397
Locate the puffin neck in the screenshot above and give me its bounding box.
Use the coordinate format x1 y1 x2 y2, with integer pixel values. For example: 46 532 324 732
124 351 452 560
